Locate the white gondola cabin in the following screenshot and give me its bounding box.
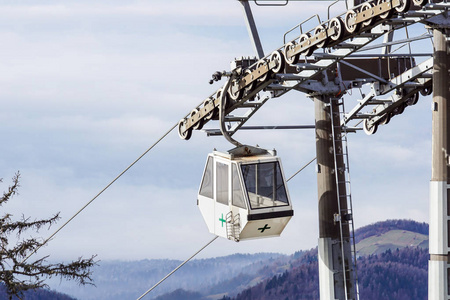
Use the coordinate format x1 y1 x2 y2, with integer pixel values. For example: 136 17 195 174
197 146 293 242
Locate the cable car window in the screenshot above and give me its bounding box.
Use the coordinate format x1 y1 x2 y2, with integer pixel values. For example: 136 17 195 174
232 164 246 209
216 162 229 205
199 156 214 198
241 162 289 209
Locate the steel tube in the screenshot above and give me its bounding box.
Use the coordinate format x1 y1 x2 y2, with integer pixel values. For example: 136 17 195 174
429 27 450 300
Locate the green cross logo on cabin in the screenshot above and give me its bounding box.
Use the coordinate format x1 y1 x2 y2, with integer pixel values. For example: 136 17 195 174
258 224 271 233
219 214 226 227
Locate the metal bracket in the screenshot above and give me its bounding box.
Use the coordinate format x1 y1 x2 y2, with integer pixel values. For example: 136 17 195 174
333 213 341 224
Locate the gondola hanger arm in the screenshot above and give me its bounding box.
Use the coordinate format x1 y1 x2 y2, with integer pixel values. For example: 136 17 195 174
219 75 243 148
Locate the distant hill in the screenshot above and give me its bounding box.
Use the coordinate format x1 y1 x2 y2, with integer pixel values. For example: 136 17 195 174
357 247 428 300
154 289 204 300
49 219 430 300
0 284 75 300
226 246 428 300
355 219 429 256
356 229 428 256
354 219 428 243
224 219 430 300
48 252 290 300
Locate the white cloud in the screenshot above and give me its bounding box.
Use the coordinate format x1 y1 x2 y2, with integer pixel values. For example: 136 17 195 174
0 0 436 265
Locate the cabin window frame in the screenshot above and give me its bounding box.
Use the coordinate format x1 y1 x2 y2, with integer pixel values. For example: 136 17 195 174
199 156 214 198
216 161 229 205
240 160 290 210
232 163 247 209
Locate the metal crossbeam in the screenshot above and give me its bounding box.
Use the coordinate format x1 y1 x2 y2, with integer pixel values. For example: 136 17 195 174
177 0 449 141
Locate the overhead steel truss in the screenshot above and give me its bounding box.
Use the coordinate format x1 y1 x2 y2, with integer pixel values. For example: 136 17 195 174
177 0 449 140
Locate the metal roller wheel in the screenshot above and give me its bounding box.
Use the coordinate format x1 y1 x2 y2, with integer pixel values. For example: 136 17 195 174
413 0 427 6
393 102 406 115
284 41 299 65
178 119 192 140
328 17 344 41
298 33 314 57
361 3 375 27
314 25 328 48
216 88 230 110
406 92 419 106
190 108 204 130
420 85 432 96
243 69 255 97
228 78 243 101
377 0 394 19
256 60 269 82
363 119 378 135
203 98 216 120
345 10 360 34
270 50 285 73
379 113 391 125
395 0 411 12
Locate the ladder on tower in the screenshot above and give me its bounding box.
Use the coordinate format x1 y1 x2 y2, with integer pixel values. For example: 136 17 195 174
330 97 360 300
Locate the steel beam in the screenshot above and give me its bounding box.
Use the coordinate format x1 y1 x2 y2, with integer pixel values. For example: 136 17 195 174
239 1 265 59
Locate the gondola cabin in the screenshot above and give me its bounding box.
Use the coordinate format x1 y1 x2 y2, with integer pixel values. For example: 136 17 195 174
197 146 293 242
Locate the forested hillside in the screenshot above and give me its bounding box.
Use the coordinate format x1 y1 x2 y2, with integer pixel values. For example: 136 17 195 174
221 246 428 300
48 219 429 300
220 219 429 300
49 252 290 300
358 247 428 299
0 284 75 300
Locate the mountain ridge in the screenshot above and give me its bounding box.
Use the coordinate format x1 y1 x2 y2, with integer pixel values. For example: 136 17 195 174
0 284 75 300
354 219 428 243
48 219 429 300
224 219 429 300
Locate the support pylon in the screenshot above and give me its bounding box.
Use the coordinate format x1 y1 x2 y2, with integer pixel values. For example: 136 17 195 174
429 26 450 300
314 95 356 300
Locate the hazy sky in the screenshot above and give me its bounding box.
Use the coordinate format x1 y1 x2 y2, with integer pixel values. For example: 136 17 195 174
0 0 433 269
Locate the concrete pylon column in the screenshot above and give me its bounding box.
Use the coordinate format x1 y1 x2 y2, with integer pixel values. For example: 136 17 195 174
314 95 356 300
429 27 450 300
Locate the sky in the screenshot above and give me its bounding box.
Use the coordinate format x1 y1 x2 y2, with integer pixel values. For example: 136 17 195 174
0 0 434 270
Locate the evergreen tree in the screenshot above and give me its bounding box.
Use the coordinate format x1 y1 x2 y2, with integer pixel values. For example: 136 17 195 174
0 172 97 299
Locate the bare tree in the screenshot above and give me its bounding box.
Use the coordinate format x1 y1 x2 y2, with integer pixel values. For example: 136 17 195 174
0 172 97 299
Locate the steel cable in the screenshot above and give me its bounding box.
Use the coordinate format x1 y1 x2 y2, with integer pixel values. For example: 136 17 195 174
136 236 219 300
21 122 179 263
135 157 316 299
287 157 316 182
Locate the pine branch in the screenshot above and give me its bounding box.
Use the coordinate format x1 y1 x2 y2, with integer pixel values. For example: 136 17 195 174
0 173 98 298
0 172 20 207
1 213 61 237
